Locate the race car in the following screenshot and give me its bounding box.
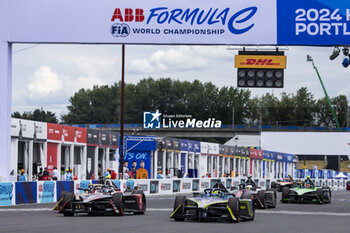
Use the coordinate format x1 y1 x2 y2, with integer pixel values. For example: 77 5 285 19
271 176 296 192
281 178 331 204
170 180 254 223
231 177 277 209
54 179 146 216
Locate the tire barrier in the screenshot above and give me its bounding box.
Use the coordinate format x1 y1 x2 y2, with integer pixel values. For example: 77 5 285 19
0 177 347 206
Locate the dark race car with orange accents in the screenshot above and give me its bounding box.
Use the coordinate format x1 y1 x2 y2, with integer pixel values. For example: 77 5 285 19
271 177 297 192
231 177 277 209
54 179 146 217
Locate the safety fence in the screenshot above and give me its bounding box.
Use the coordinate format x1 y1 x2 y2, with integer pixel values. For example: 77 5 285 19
0 178 347 206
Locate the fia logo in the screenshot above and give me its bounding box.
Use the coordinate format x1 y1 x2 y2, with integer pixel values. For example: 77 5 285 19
143 110 161 129
111 23 130 37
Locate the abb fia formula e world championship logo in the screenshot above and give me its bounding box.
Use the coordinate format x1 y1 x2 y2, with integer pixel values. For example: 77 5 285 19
111 8 144 37
110 6 261 38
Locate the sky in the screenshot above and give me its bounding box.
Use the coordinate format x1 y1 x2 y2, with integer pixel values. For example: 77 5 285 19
11 44 350 120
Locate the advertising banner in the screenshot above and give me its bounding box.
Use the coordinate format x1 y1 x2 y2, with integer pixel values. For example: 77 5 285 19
109 132 119 148
3 0 277 45
235 55 286 69
192 179 200 191
47 123 62 141
277 0 350 45
63 125 75 142
87 129 99 146
0 182 14 206
75 127 87 144
123 135 157 152
173 180 181 192
86 146 96 179
160 180 172 194
219 145 225 155
15 181 37 204
47 143 58 174
74 180 91 194
99 130 110 147
150 180 159 194
11 118 35 139
134 179 149 194
56 181 74 201
180 139 188 151
124 151 151 179
174 138 181 152
193 141 201 153
181 179 192 193
37 181 55 203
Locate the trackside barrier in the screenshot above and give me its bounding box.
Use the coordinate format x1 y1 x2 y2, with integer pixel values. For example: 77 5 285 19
16 181 37 204
0 182 15 206
0 178 347 206
37 181 56 203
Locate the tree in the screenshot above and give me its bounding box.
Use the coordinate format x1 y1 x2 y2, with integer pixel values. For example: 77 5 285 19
12 109 58 123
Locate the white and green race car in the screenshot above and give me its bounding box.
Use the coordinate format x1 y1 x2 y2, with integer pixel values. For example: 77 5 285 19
281 179 331 204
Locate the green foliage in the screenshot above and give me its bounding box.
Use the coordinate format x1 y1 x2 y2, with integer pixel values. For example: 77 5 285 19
59 78 349 128
12 109 58 123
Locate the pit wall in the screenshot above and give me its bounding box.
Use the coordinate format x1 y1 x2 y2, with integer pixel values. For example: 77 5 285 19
0 178 347 206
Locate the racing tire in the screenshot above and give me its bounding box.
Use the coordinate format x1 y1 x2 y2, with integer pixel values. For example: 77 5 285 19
257 190 267 209
133 190 146 215
173 196 186 222
270 182 276 189
266 189 277 208
316 188 324 204
228 197 240 223
281 187 290 203
112 192 125 216
62 192 74 217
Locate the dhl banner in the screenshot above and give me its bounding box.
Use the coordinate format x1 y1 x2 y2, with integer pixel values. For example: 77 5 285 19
235 55 286 69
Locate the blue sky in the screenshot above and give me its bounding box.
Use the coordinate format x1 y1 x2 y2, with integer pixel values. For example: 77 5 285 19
11 44 350 119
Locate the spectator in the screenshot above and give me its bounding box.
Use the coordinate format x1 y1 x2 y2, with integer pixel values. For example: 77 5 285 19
52 166 58 180
123 170 130 180
123 161 129 174
38 167 43 180
18 169 26 181
65 169 72 181
166 170 172 179
130 161 137 178
110 170 117 179
208 173 212 178
69 168 74 180
157 170 164 179
42 168 50 181
136 161 149 179
184 173 189 178
104 169 111 179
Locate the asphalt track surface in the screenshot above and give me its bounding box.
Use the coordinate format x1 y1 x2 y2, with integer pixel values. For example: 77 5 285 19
0 191 349 233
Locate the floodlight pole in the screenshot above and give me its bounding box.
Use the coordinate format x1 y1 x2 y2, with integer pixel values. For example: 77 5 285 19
307 55 341 132
119 44 125 178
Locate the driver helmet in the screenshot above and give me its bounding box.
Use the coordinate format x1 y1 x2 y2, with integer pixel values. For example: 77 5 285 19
246 185 253 190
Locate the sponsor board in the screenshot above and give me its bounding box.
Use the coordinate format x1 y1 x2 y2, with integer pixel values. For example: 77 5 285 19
235 55 286 69
0 182 14 206
37 181 55 203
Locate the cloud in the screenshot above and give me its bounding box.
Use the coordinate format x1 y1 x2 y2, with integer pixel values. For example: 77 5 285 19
27 65 63 99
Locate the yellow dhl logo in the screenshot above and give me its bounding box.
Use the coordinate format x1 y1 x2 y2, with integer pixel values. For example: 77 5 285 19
235 55 286 69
